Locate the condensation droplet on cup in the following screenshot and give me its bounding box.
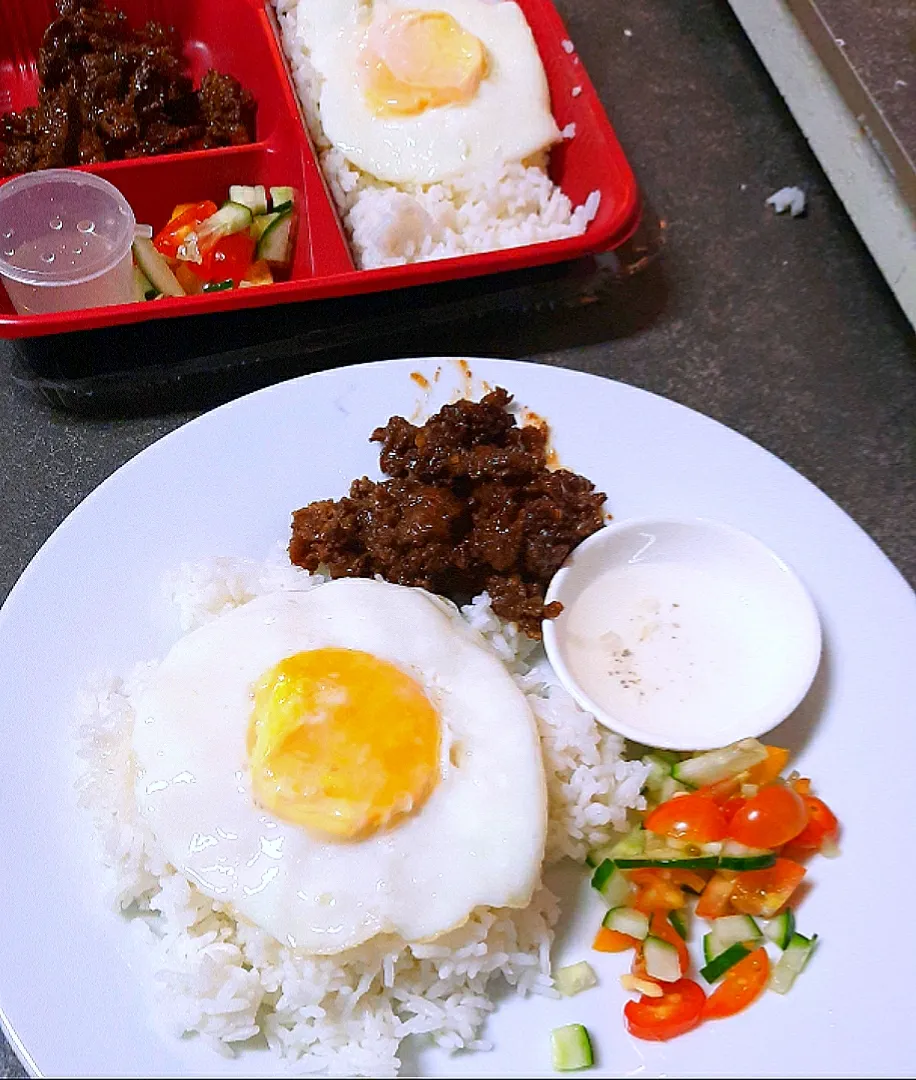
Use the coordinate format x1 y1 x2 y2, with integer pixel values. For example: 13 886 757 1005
2 230 12 240
77 220 96 234
50 217 63 231
73 246 83 256
40 252 55 264
3 249 13 258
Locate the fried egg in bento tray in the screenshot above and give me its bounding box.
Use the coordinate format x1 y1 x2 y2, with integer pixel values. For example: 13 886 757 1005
132 578 547 954
310 0 562 184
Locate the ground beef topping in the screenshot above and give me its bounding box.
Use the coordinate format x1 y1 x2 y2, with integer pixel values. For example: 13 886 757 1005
289 388 607 638
0 0 256 176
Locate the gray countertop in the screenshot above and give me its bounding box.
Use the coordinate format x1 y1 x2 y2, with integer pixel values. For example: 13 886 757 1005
1 1 915 1076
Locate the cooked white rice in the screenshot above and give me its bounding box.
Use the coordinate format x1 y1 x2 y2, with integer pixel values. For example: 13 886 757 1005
76 553 648 1076
271 0 600 270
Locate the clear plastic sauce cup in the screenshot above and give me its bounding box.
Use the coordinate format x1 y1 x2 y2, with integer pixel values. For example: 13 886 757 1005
0 170 136 315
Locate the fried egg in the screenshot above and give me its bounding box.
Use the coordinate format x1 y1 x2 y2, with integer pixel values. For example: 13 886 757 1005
313 0 561 184
132 579 547 954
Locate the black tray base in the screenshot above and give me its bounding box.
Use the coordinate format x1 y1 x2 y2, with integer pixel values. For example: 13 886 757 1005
7 216 665 417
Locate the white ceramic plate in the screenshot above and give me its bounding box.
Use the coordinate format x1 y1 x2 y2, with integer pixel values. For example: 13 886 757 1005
1 357 914 1079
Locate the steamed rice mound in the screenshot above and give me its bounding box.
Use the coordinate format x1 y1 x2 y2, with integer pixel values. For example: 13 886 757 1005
271 0 600 270
76 554 648 1076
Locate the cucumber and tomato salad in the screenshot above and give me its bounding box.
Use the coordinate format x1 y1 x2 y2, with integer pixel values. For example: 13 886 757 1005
133 184 298 300
588 738 837 1043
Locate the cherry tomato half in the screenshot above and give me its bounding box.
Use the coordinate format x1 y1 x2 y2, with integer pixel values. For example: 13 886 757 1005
702 947 770 1020
730 857 806 918
153 201 218 259
624 978 706 1041
788 795 839 853
728 782 808 848
645 793 728 844
189 231 256 286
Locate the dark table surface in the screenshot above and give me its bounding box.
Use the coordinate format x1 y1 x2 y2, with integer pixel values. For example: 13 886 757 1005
1 1 915 1076
816 0 916 159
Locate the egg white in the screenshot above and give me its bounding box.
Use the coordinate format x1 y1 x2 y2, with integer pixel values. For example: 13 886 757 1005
313 0 561 184
131 578 548 954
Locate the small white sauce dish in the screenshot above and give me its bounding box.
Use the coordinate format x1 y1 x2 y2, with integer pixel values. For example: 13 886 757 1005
542 518 822 751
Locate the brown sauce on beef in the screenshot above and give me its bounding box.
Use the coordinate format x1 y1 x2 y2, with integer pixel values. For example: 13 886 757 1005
1 0 256 176
289 388 606 638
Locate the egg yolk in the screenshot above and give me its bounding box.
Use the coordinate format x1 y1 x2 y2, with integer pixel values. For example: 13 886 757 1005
248 648 441 840
363 10 488 116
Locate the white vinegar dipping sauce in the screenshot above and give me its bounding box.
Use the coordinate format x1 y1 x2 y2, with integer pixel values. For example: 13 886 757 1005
543 519 822 750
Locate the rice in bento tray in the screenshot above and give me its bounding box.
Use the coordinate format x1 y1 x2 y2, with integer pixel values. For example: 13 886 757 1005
271 0 600 269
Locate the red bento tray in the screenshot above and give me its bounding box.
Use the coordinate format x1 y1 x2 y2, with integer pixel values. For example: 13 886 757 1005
0 0 641 340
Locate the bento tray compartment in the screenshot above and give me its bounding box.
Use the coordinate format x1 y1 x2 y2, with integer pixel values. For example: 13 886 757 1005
0 0 640 339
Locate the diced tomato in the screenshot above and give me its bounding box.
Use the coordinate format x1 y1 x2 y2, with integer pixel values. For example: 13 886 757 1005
153 200 218 259
188 231 256 286
728 782 809 848
730 858 806 918
650 911 690 974
633 879 686 914
695 774 742 805
702 947 770 1020
745 745 791 786
695 872 736 919
667 868 711 894
791 776 812 796
644 793 728 843
628 868 709 894
593 926 639 952
787 795 839 853
624 978 706 1041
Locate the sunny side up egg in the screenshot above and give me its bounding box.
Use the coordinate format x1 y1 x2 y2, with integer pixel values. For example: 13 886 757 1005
132 578 548 954
310 0 562 184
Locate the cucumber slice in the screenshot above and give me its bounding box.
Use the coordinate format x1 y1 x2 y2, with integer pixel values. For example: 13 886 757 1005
642 752 673 788
708 914 761 958
658 776 690 802
609 827 644 860
768 932 817 994
718 840 777 871
700 940 750 983
196 201 254 248
585 841 617 869
551 1024 593 1071
763 910 796 949
671 739 768 787
643 936 682 982
614 850 719 871
702 931 717 964
202 279 234 293
602 907 649 941
131 237 185 298
667 909 689 940
591 860 632 907
269 185 296 211
132 263 157 302
554 961 597 997
250 213 274 244
229 184 268 215
256 209 294 266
